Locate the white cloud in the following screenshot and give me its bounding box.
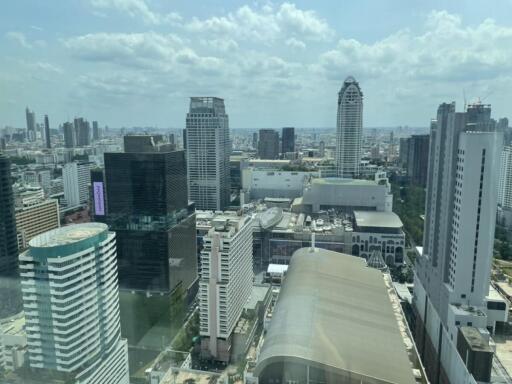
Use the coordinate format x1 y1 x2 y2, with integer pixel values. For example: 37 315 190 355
185 3 333 42
285 37 306 49
6 31 33 48
89 0 181 25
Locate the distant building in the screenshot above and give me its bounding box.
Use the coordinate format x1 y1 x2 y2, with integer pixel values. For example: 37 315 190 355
252 132 258 150
319 140 325 157
186 97 231 210
63 122 75 148
199 212 253 362
19 223 130 383
254 248 417 384
414 102 502 384
258 129 279 160
281 127 295 155
399 137 409 167
92 120 100 140
336 76 363 178
498 146 512 209
123 134 174 153
74 117 91 147
43 114 51 149
25 107 36 142
63 161 93 207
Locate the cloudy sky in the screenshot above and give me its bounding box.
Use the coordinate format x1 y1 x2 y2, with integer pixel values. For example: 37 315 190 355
1 0 512 129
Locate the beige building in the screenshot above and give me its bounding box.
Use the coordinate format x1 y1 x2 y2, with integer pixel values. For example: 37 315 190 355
14 186 60 250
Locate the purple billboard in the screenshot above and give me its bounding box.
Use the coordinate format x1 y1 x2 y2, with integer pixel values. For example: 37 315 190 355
93 182 105 216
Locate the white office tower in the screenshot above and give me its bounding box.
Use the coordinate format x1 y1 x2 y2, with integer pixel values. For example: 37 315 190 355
414 102 503 384
186 97 231 210
19 223 129 384
63 161 92 207
335 76 363 178
199 213 253 362
498 146 512 209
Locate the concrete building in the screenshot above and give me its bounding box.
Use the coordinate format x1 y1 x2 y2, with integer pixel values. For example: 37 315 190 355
13 185 59 250
63 161 92 207
258 129 279 160
414 102 503 384
186 97 231 210
255 248 417 384
406 134 430 187
241 168 320 201
19 223 129 383
336 76 363 178
0 314 26 372
498 146 512 209
74 117 91 147
281 127 295 155
199 212 253 362
297 175 393 214
92 120 99 141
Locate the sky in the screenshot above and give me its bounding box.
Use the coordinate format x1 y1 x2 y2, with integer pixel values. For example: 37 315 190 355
1 0 512 129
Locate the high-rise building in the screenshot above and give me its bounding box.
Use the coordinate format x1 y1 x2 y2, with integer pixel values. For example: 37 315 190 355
25 107 36 142
0 154 20 317
252 132 258 150
413 102 503 384
406 134 430 187
43 114 51 149
186 97 231 210
63 122 75 148
92 120 100 141
63 161 93 207
182 128 187 150
199 212 253 362
281 127 295 155
336 76 363 178
104 139 197 347
399 137 410 167
74 117 91 147
319 140 325 157
19 223 130 384
258 129 279 160
498 146 512 209
13 185 59 250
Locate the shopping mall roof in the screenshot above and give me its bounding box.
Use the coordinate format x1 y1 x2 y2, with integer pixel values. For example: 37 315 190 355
255 248 415 384
354 210 403 229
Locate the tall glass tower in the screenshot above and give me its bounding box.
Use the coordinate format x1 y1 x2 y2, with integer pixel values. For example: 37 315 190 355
19 223 130 383
185 97 231 210
336 76 363 178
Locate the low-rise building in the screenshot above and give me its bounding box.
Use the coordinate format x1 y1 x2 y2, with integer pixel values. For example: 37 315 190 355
0 314 27 372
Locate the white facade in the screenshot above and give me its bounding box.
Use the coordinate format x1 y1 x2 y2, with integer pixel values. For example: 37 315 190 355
335 76 363 178
414 102 503 384
186 97 230 211
242 168 320 200
498 146 512 209
199 213 253 360
301 177 392 213
19 223 129 384
63 161 92 207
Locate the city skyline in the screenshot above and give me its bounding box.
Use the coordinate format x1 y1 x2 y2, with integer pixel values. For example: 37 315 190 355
1 1 512 128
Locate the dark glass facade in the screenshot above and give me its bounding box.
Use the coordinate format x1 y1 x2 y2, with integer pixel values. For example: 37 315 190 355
281 127 295 154
0 154 21 317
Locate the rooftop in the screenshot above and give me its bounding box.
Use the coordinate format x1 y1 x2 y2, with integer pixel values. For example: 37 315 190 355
255 248 416 384
459 326 493 353
29 223 107 248
0 313 25 336
312 177 378 186
354 211 403 228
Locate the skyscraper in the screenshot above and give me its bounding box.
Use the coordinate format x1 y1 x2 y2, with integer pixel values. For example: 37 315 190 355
253 132 258 150
199 212 253 362
19 223 130 383
25 107 36 142
281 127 295 155
258 129 279 160
74 117 91 147
0 154 20 317
63 122 75 148
43 114 51 149
63 161 93 207
406 134 430 187
92 120 100 140
498 146 512 209
186 97 231 210
413 102 503 384
104 137 197 346
335 76 363 178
